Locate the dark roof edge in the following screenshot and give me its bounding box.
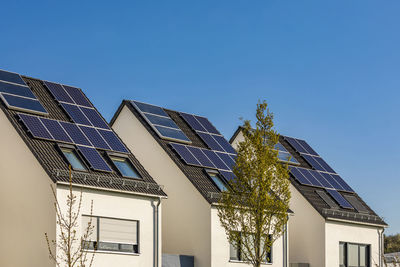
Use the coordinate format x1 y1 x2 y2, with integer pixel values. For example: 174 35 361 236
109 100 129 126
229 125 244 144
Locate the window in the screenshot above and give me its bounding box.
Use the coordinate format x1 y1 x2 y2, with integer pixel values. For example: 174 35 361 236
82 216 139 254
339 242 370 267
208 172 227 191
229 232 272 263
109 156 141 178
60 147 87 171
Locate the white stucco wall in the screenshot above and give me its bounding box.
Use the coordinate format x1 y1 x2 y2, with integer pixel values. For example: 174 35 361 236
0 111 55 267
210 206 286 267
56 184 160 267
288 184 325 266
112 105 212 267
325 220 381 267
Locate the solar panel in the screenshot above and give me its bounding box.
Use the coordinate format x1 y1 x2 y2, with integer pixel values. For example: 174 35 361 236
80 107 109 129
0 69 26 85
319 172 344 191
180 112 207 132
313 157 336 174
43 81 74 103
77 146 112 172
60 121 92 146
186 146 216 169
330 174 354 192
19 113 53 140
131 101 191 143
194 116 220 135
216 152 236 170
316 190 339 209
297 168 324 187
131 100 169 117
201 149 230 171
79 125 110 150
98 129 129 153
63 85 92 107
197 132 225 152
219 170 236 181
144 113 180 129
2 94 48 115
325 189 354 209
212 135 237 154
289 167 313 186
308 170 332 188
60 103 92 126
0 81 36 98
40 118 72 143
296 139 319 156
170 143 201 166
301 154 325 171
284 136 308 154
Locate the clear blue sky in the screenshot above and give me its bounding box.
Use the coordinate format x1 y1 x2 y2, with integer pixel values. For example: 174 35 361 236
1 1 399 233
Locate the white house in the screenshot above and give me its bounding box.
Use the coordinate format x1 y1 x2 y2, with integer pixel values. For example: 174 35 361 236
111 100 289 267
0 69 166 267
230 127 387 267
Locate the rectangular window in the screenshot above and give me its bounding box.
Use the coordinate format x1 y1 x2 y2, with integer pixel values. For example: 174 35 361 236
207 171 227 191
109 155 141 179
82 216 139 254
229 232 272 263
60 147 87 171
339 242 370 267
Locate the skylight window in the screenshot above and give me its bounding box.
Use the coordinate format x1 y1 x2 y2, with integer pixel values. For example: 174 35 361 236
207 171 227 191
60 147 87 171
110 156 141 179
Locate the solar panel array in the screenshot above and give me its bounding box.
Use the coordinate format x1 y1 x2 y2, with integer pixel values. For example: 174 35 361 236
326 189 354 209
130 101 191 143
0 69 48 115
44 81 109 129
170 142 237 182
180 112 237 154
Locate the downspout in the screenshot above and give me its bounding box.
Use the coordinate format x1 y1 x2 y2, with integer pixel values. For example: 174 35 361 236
283 219 288 267
152 197 162 267
378 228 385 267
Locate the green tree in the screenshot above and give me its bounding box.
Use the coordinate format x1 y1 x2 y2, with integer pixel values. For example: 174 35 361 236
385 234 400 253
217 101 291 267
45 166 96 267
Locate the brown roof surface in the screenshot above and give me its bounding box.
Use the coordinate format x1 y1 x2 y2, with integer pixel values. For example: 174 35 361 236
0 75 166 197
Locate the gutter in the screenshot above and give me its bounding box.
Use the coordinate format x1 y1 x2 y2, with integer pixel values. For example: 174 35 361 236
378 228 385 267
152 197 162 267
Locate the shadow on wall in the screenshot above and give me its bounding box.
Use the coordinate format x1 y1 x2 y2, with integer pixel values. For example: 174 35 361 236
162 254 194 267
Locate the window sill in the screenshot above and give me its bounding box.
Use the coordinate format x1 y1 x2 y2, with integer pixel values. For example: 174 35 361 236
229 260 272 265
83 249 140 256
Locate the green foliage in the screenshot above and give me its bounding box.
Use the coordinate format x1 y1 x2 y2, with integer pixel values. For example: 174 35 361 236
217 101 291 267
385 234 400 253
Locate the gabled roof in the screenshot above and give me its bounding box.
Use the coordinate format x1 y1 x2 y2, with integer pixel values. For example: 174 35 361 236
0 71 166 198
230 126 387 227
111 100 230 203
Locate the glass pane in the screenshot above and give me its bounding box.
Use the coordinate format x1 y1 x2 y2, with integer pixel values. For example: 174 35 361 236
98 242 119 251
120 244 135 253
359 245 367 267
62 148 87 171
111 157 140 178
230 242 239 261
210 173 227 191
339 243 345 265
348 244 359 267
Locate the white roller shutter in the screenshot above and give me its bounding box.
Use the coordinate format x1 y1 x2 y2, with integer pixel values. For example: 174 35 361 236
99 218 138 245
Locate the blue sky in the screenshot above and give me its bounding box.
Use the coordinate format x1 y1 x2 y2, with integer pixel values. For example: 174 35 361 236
1 1 399 233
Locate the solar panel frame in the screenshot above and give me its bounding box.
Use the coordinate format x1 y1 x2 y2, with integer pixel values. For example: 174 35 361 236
186 146 216 169
2 94 48 115
63 85 92 107
180 112 207 132
79 125 111 150
326 189 354 209
98 129 129 153
60 103 92 126
18 113 54 140
77 146 112 172
40 117 73 143
170 143 202 166
43 81 74 103
80 106 110 129
0 69 27 86
0 81 36 98
194 115 221 135
60 121 92 146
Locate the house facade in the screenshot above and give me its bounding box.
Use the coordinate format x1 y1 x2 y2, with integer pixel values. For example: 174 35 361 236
111 100 288 267
230 127 387 267
0 70 166 267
